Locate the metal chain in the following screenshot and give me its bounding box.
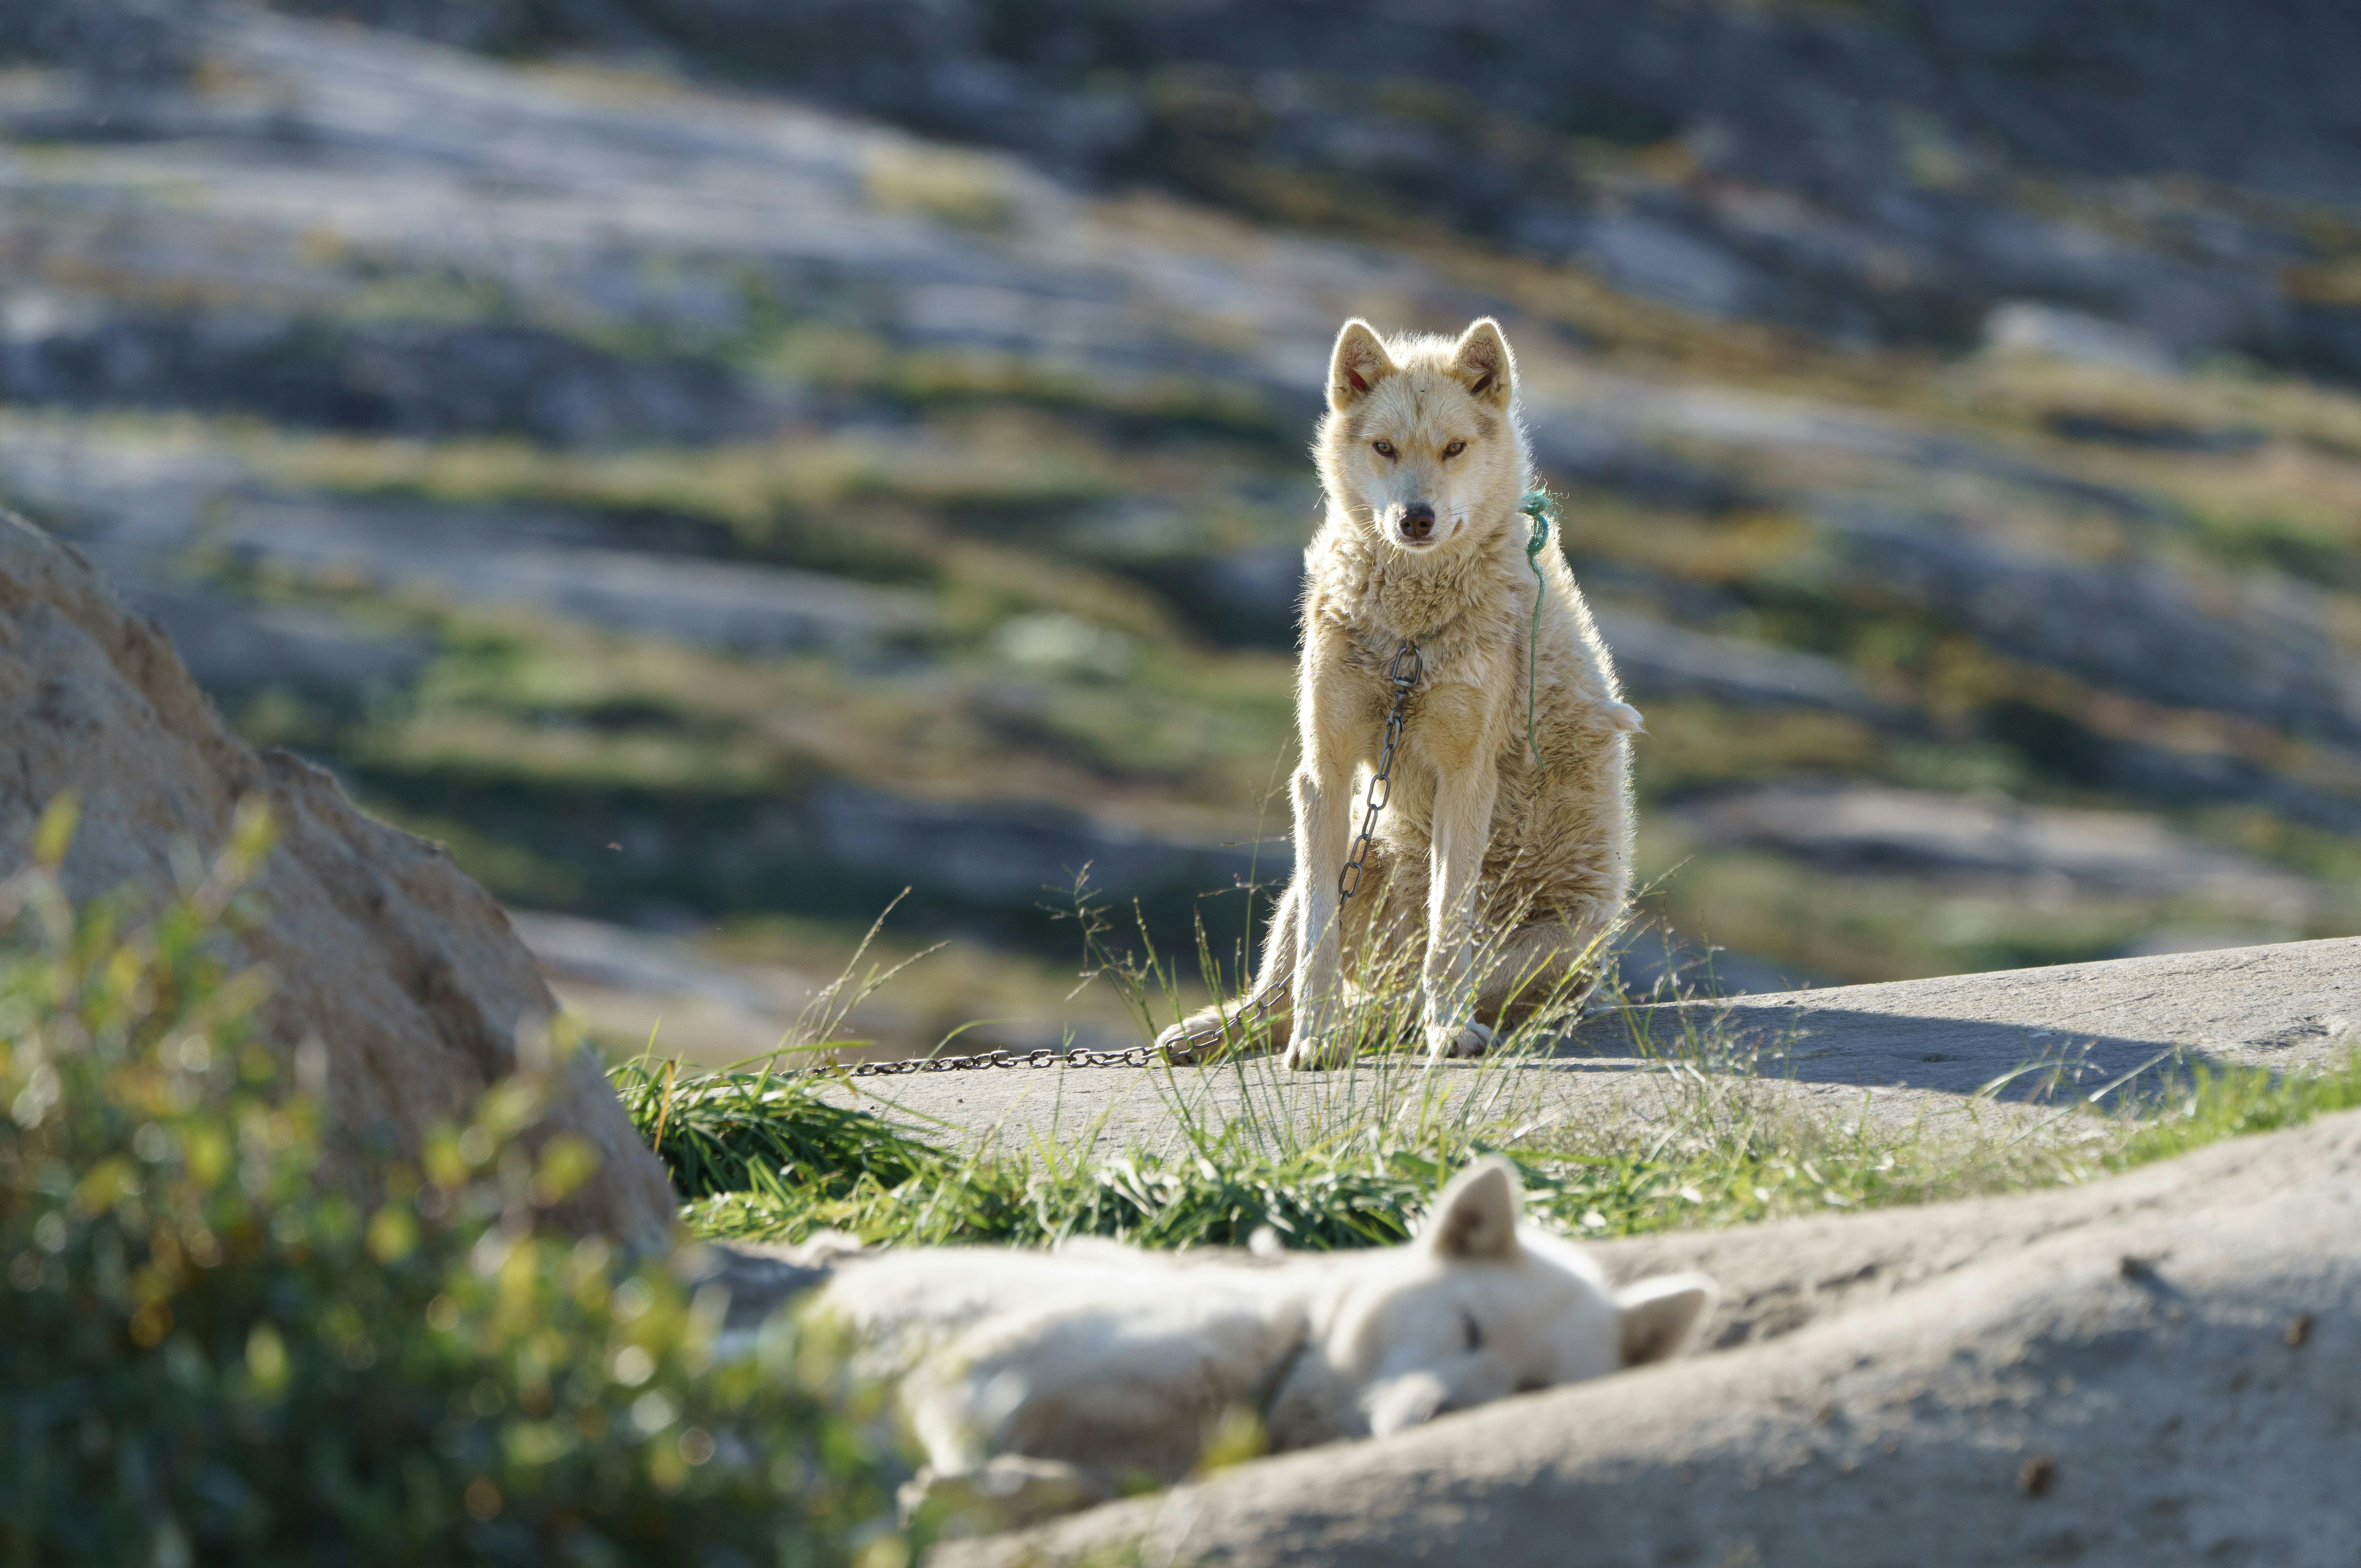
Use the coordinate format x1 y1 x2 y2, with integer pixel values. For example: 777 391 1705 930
1338 640 1422 901
1176 989 1277 1054
835 1040 1204 1075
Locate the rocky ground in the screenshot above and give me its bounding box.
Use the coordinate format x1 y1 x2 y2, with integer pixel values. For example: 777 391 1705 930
8 2 2361 1056
941 1097 2361 1568
796 935 2361 1160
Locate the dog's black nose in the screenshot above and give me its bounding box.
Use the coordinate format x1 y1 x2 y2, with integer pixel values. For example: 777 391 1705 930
1400 503 1434 541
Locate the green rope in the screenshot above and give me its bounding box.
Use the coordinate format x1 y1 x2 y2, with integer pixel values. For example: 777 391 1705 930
1519 488 1555 777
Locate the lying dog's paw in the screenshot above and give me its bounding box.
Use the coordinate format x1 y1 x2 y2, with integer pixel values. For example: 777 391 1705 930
1426 1020 1496 1061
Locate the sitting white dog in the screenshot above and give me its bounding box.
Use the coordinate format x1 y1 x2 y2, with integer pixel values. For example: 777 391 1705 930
806 1158 1716 1526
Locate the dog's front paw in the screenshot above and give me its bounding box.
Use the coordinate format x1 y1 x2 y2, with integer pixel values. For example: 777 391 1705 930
1281 1002 1357 1070
1281 1028 1357 1071
1426 1020 1496 1061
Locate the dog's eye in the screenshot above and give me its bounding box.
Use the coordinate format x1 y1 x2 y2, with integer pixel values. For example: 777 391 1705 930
1443 440 1466 458
1460 1308 1483 1353
1372 440 1396 459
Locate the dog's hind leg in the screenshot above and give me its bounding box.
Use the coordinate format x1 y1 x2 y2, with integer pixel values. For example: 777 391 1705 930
1286 846 1419 1067
1470 917 1614 1038
1154 883 1299 1059
1245 879 1302 1025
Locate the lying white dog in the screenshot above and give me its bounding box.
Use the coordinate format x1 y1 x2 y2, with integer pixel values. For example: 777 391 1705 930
806 1158 1717 1526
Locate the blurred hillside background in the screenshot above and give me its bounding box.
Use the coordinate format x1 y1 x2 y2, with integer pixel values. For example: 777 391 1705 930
9 0 2361 1062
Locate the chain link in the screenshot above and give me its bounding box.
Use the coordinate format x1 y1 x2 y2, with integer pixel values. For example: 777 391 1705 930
834 1040 1204 1076
1338 640 1421 901
1175 988 1278 1054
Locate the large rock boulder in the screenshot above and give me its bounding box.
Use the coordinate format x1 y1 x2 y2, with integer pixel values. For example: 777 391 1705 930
0 508 676 1249
946 1104 2361 1567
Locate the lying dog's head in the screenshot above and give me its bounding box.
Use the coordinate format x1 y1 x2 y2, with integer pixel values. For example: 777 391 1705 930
1316 317 1530 557
1265 1157 1717 1448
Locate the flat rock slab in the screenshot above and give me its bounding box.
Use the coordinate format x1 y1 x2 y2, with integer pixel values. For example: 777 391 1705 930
818 937 2361 1152
1578 934 2361 1093
820 1052 2033 1163
941 1104 2361 1568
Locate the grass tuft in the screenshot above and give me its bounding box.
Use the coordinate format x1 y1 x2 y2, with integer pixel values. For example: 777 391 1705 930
2111 1054 2361 1168
613 1061 934 1202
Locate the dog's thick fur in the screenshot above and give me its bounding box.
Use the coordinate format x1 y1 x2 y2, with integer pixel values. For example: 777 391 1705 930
1160 318 1639 1067
810 1159 1716 1527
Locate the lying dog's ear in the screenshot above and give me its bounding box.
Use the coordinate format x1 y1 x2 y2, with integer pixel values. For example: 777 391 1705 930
1449 318 1515 409
1424 1157 1522 1261
1329 319 1398 410
1616 1273 1718 1366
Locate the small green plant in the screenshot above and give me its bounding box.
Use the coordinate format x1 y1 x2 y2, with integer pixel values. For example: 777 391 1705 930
0 797 913 1567
669 1124 1462 1253
2111 1053 2361 1167
613 1061 934 1203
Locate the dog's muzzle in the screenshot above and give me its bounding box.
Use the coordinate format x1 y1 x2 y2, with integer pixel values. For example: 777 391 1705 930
1398 503 1435 544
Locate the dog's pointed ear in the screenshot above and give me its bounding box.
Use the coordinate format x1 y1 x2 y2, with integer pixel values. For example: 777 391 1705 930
1423 1157 1523 1261
1616 1273 1718 1366
1329 319 1398 410
1449 318 1515 409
